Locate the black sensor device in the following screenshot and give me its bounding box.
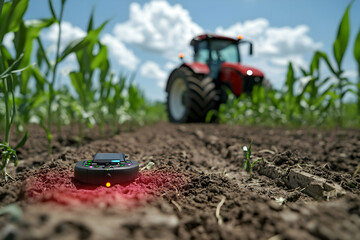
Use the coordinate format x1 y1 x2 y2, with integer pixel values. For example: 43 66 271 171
75 153 139 186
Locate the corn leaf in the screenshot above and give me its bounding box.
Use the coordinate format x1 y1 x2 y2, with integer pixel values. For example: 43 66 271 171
312 51 337 75
340 88 356 99
299 66 308 76
0 45 12 69
70 71 86 102
59 38 90 61
318 76 332 89
251 158 263 167
32 67 49 86
87 7 95 32
248 141 252 157
0 0 29 41
333 3 351 69
90 43 108 70
21 18 56 65
0 53 23 79
36 37 52 70
59 20 108 61
310 53 319 76
31 94 46 109
12 18 54 94
296 77 315 103
0 0 4 16
286 62 295 97
48 0 57 20
14 131 28 150
39 121 52 142
354 27 360 67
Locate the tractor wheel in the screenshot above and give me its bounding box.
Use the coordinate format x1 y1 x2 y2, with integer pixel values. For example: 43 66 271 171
167 67 218 123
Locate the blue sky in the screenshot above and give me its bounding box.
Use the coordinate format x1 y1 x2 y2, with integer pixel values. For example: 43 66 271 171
23 0 360 101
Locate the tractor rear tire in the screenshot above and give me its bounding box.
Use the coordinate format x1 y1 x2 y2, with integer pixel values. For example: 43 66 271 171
167 67 218 123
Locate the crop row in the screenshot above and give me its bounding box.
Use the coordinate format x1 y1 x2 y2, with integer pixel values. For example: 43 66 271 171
211 3 360 128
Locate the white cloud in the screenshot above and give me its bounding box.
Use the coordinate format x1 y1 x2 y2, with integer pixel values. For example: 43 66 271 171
101 34 139 71
41 21 139 71
270 55 307 67
216 19 322 67
164 61 177 71
216 18 269 41
42 21 86 50
113 0 203 60
343 70 357 78
140 61 167 88
39 22 87 76
3 32 14 49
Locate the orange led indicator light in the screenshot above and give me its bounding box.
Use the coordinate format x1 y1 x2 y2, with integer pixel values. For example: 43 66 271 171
179 53 184 59
106 182 111 188
237 34 243 40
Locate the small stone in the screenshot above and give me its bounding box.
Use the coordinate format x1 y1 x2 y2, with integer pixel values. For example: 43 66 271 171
194 130 204 139
281 210 299 222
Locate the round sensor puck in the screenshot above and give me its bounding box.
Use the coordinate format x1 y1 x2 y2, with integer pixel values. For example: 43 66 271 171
75 153 139 186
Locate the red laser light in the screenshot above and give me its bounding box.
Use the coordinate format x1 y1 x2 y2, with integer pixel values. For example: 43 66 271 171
25 169 189 207
106 182 111 188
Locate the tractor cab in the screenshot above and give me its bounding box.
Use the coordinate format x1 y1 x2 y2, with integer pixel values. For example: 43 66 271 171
190 34 254 81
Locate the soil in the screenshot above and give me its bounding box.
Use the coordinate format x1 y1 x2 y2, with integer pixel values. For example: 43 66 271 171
1 122 360 240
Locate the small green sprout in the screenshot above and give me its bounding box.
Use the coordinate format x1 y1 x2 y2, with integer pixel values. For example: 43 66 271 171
242 141 263 178
353 164 360 178
274 197 287 205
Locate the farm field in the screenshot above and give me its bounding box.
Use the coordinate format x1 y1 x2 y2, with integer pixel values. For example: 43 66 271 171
1 122 359 240
1 1 360 239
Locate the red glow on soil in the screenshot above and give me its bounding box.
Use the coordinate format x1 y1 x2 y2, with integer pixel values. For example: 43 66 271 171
25 169 189 207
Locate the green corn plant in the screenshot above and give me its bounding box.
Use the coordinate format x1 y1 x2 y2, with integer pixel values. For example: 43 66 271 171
69 13 109 141
96 43 111 136
127 79 146 126
354 27 360 118
308 3 353 126
333 2 351 117
214 1 359 128
282 62 297 121
34 0 99 153
297 55 338 125
0 55 28 181
13 17 56 134
0 0 30 180
107 74 127 133
46 0 66 154
242 141 263 179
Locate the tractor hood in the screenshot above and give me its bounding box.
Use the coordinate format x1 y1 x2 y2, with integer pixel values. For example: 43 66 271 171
182 62 264 78
221 63 264 78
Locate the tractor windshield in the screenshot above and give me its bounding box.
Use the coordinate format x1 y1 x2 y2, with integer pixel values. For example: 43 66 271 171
210 40 239 63
194 39 240 64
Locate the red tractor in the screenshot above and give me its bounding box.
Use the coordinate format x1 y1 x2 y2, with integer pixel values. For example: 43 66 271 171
165 33 266 123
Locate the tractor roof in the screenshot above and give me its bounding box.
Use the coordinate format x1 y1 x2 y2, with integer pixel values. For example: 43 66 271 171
190 34 238 45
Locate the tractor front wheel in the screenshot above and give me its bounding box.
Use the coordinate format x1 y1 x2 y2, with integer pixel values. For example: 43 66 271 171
167 67 217 123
